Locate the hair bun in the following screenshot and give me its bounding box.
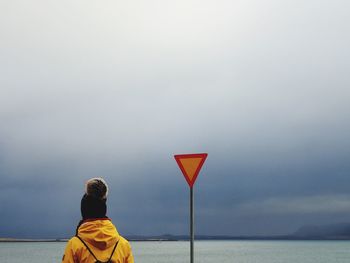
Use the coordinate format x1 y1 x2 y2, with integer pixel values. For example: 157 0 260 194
85 178 108 200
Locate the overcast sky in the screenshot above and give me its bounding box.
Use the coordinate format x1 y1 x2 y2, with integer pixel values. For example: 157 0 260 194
1 0 350 238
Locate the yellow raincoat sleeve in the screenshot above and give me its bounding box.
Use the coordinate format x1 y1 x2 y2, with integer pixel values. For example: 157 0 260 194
62 238 79 263
126 242 135 263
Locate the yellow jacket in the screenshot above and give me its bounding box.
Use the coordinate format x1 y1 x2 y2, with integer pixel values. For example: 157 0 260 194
62 218 134 263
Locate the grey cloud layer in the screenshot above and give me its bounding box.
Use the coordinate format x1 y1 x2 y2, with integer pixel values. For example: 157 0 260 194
1 0 350 238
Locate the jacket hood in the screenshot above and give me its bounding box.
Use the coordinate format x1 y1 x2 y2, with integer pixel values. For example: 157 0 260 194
77 218 120 250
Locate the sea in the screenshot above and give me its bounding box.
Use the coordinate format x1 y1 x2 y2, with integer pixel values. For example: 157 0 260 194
0 240 349 262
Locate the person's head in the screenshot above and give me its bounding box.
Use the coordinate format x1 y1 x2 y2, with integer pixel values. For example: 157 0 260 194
81 178 109 220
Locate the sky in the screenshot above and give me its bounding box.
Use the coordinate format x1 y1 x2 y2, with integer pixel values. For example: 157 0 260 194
0 0 350 238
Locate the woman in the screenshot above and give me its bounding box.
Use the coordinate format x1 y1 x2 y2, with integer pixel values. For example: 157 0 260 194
62 178 134 263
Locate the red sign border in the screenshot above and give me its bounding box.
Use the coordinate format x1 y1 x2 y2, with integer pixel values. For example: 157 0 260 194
174 153 208 188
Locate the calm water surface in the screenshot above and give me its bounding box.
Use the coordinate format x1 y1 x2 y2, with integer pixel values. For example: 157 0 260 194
0 240 349 262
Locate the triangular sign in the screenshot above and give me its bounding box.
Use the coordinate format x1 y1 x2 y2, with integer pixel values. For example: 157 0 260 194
174 153 208 188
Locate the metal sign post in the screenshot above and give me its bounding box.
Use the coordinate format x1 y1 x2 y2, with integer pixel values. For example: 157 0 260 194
190 187 194 263
174 153 208 263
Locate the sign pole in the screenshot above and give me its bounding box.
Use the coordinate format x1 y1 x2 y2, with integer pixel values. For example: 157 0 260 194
190 186 194 263
174 153 207 263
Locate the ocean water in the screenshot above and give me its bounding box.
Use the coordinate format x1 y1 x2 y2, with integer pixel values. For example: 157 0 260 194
0 240 349 262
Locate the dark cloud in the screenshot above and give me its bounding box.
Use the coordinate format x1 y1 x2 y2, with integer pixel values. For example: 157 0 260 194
1 0 350 238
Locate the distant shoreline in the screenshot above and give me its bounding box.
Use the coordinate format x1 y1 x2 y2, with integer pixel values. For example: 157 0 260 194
2 235 350 242
0 238 68 242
